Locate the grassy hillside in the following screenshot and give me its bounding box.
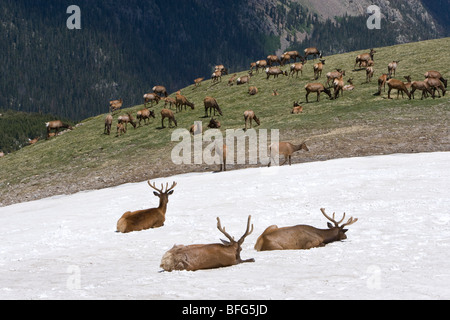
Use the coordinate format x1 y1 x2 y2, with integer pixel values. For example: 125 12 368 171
1 38 449 206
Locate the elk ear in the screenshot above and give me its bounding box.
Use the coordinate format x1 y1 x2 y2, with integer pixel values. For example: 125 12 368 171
327 222 333 229
153 191 160 197
220 239 231 245
168 190 174 195
342 229 349 234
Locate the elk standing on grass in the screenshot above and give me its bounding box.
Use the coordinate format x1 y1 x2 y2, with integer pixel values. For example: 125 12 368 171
204 97 223 117
46 120 73 138
194 77 205 87
137 108 156 126
160 216 254 272
313 59 326 80
290 62 306 78
326 69 345 87
388 61 400 76
268 141 309 167
143 93 161 107
387 79 411 99
118 113 137 130
425 77 446 98
266 67 288 79
410 80 433 100
424 71 447 88
267 55 281 66
254 208 358 251
244 110 260 131
175 94 195 112
237 72 253 85
104 114 113 135
366 67 374 83
355 49 376 69
305 83 332 102
161 109 177 128
117 181 177 233
377 73 391 94
153 86 168 97
116 123 126 137
304 47 322 60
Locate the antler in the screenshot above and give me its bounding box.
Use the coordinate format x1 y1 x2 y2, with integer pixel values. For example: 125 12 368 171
217 217 235 243
148 181 177 193
238 215 254 245
320 208 347 227
216 216 254 245
341 217 358 229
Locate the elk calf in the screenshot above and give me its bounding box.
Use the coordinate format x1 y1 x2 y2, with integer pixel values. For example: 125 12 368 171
117 181 177 233
160 216 254 272
255 208 358 251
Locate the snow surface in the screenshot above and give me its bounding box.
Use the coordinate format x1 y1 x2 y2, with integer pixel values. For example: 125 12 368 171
1 152 449 300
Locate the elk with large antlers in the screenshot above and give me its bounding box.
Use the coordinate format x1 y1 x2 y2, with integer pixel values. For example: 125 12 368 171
116 181 177 233
255 208 358 251
160 216 255 271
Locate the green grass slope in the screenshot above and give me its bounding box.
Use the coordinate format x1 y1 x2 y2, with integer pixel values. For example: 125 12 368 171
1 38 449 206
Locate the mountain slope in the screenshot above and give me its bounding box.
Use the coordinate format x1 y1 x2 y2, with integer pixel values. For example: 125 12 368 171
0 38 449 207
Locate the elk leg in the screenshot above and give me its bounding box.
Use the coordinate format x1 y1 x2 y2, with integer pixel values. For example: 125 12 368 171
161 117 165 128
280 156 288 166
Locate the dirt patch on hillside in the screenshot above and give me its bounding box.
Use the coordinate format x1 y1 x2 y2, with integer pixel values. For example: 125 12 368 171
1 115 448 207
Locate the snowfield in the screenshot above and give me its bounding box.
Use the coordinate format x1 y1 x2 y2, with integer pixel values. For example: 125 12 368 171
1 152 449 300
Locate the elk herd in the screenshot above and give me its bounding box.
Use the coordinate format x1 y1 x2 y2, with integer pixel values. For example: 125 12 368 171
116 179 358 272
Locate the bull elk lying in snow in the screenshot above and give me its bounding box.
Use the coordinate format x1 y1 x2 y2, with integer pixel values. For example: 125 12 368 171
160 216 254 271
117 181 177 233
254 208 358 251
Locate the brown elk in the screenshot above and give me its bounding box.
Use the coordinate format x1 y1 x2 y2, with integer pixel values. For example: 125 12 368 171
104 114 113 135
175 94 195 112
160 216 254 272
366 67 375 83
333 75 345 99
28 137 40 145
280 53 291 66
190 123 203 135
313 59 326 80
117 181 177 233
204 97 223 117
355 48 376 69
207 117 221 129
290 62 306 78
267 141 309 167
304 47 322 60
116 123 126 137
228 74 238 86
388 61 400 76
143 93 161 107
291 101 303 114
387 79 411 99
162 97 176 109
424 71 447 88
194 77 205 87
153 85 168 97
161 109 177 128
343 78 355 91
109 99 123 113
118 113 137 130
218 144 227 172
326 69 345 87
410 80 433 100
377 73 391 94
244 110 260 131
46 120 73 138
425 77 446 98
211 70 222 83
265 67 288 79
215 65 228 75
248 86 258 95
254 208 358 251
267 55 281 66
255 60 268 73
283 50 301 62
305 83 332 102
136 108 156 126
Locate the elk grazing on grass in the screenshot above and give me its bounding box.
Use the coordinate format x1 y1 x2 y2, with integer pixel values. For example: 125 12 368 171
304 47 322 60
46 120 73 138
244 110 260 131
267 55 281 66
161 109 177 128
254 208 358 251
137 108 156 126
425 77 446 98
388 61 400 76
118 113 137 130
387 79 411 99
290 62 306 78
326 69 345 87
313 59 326 80
160 216 254 272
355 48 376 69
175 94 195 112
143 93 161 107
104 114 113 135
291 101 303 114
267 141 309 167
410 80 433 100
109 99 123 113
424 71 447 88
266 67 288 79
204 97 223 117
117 181 177 233
153 86 168 97
305 83 332 102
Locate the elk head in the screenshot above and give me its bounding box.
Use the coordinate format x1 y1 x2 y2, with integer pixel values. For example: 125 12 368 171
148 181 177 206
320 208 358 241
217 215 255 263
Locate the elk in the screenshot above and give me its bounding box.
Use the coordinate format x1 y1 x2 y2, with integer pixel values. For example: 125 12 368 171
109 99 123 113
305 83 332 102
153 85 168 97
326 69 345 87
425 70 448 88
104 114 113 135
343 78 355 91
237 72 252 85
267 141 309 167
291 101 303 114
313 59 326 80
255 60 268 73
425 77 446 98
228 74 238 86
207 117 221 129
28 137 40 145
161 109 177 128
215 65 228 75
118 113 137 130
136 108 156 126
280 53 291 66
244 110 260 131
388 61 400 76
248 86 258 95
175 94 195 112
204 97 223 117
377 73 391 94
117 181 177 233
290 62 306 78
190 123 203 135
410 80 433 100
143 93 161 107
267 55 281 66
0 152 4 158
333 75 345 99
211 70 222 83
283 50 301 62
403 75 412 90
387 79 411 99
366 66 375 83
304 47 322 60
46 120 73 138
160 215 254 272
266 67 288 79
254 208 358 251
194 77 205 87
116 123 126 137
355 48 376 69
162 97 176 109
218 144 227 172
